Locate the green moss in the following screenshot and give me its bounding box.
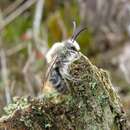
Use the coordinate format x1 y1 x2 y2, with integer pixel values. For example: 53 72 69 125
98 94 109 107
45 123 52 128
0 53 127 130
20 115 33 129
4 97 30 115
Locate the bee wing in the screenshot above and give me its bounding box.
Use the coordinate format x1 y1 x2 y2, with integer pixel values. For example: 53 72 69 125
43 55 58 87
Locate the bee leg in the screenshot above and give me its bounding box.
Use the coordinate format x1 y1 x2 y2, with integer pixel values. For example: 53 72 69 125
57 80 68 94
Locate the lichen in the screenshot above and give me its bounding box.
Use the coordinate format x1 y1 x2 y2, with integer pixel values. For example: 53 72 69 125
0 53 128 130
4 97 30 115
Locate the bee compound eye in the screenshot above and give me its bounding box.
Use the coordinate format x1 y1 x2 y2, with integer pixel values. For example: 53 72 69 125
70 46 76 50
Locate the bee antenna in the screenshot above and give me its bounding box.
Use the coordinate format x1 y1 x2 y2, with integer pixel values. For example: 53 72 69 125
72 21 76 36
71 25 87 42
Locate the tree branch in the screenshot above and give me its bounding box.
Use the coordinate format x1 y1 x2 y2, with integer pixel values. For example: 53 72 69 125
0 0 37 32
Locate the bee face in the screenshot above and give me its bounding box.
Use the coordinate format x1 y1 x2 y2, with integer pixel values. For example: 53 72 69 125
65 39 80 51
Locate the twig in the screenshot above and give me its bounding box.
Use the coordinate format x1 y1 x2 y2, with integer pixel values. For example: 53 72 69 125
33 0 48 55
0 49 11 104
22 44 35 95
10 80 16 96
119 63 130 84
6 43 27 56
22 44 34 74
0 0 37 32
0 9 4 33
3 0 25 17
33 0 44 41
57 14 67 40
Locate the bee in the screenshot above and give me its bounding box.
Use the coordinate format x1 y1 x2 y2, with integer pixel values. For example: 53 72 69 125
43 22 86 94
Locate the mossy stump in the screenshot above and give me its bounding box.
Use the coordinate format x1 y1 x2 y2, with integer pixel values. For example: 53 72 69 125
0 53 129 130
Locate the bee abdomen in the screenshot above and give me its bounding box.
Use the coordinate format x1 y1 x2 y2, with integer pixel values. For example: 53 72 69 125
49 68 68 94
49 70 61 87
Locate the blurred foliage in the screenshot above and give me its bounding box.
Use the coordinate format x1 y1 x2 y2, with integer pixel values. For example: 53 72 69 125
47 12 63 43
1 0 91 51
2 12 33 46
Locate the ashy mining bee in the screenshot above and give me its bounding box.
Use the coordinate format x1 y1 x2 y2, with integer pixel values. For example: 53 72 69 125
43 22 86 94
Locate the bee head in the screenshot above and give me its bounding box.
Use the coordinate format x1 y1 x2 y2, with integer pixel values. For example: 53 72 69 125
65 21 86 52
64 39 80 51
45 22 86 63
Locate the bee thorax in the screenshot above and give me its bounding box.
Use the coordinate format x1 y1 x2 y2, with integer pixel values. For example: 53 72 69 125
45 39 80 64
45 42 64 63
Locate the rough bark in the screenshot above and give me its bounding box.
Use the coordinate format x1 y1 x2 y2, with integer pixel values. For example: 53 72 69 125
0 53 129 130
